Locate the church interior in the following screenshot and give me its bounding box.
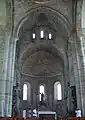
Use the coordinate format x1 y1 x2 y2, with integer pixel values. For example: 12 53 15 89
0 0 85 119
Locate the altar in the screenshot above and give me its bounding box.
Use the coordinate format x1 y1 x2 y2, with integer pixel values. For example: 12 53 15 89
38 111 57 120
37 97 57 120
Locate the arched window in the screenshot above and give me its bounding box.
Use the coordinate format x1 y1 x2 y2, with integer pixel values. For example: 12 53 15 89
57 83 62 100
54 82 62 100
32 33 36 39
48 33 52 40
23 84 27 100
40 30 44 38
39 85 45 101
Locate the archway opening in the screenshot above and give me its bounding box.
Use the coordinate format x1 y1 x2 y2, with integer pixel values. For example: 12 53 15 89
39 85 45 101
54 82 62 101
23 84 27 100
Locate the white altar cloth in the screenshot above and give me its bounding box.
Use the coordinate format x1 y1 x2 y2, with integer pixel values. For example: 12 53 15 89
38 111 57 120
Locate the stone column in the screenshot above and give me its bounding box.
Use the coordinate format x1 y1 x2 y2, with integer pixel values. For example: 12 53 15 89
67 37 75 111
1 36 17 117
78 29 85 115
70 35 82 110
0 26 10 117
63 51 71 112
31 81 34 117
7 40 17 116
48 80 52 109
0 0 13 116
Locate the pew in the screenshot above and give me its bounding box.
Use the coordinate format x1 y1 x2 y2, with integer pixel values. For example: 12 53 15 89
60 117 85 120
0 117 85 120
0 118 39 120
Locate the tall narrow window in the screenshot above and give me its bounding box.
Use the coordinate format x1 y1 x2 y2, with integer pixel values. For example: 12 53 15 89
40 30 44 38
54 82 62 100
39 85 45 101
32 33 36 39
57 83 62 100
49 33 52 40
23 84 27 100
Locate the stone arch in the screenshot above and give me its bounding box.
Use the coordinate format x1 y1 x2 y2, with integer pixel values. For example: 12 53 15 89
14 6 71 74
14 6 71 78
18 44 64 77
19 44 64 64
13 6 72 39
13 5 71 116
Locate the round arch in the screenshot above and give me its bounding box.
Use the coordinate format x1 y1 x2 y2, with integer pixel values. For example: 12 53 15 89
13 6 71 77
54 81 62 101
23 82 31 103
18 44 65 77
19 44 64 64
13 6 72 39
12 5 71 116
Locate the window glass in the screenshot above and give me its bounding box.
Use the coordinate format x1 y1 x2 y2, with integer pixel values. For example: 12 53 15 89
32 33 36 39
49 33 52 39
40 30 44 38
57 83 62 100
54 82 62 100
39 85 45 101
23 84 27 100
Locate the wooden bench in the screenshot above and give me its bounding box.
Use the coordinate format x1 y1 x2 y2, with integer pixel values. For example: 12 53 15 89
0 118 39 120
60 117 85 120
0 117 85 120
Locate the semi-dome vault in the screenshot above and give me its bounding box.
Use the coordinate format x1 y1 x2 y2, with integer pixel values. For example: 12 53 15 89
16 6 71 39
